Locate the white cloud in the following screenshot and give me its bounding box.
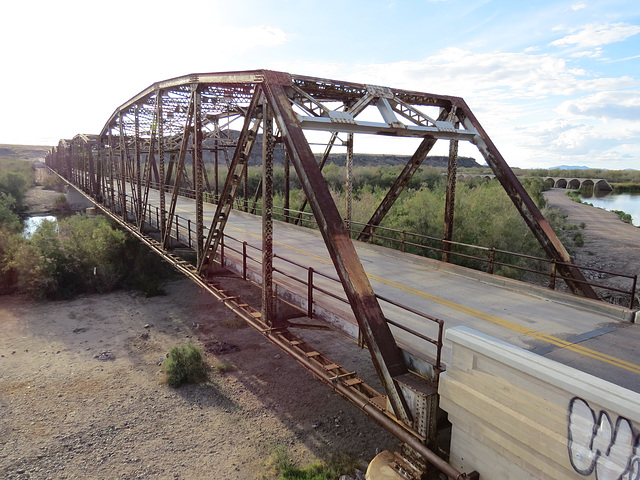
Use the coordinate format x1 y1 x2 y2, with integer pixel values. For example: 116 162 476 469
346 47 633 102
570 48 603 58
571 2 587 11
556 91 640 120
550 23 640 48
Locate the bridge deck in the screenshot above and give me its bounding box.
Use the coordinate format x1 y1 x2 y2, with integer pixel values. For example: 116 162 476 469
153 190 640 392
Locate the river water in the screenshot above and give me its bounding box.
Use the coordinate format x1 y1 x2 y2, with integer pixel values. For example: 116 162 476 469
579 192 640 227
22 215 57 238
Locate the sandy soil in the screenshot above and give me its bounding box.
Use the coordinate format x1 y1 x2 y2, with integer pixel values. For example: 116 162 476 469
544 189 640 306
0 276 396 480
22 186 63 215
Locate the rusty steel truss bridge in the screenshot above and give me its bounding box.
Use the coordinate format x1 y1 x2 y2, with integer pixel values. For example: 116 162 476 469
45 70 612 479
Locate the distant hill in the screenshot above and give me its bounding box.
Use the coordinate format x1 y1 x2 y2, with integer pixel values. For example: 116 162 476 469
202 133 481 168
550 165 590 170
317 153 481 168
0 144 51 161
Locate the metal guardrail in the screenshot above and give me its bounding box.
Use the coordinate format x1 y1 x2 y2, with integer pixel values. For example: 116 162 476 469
108 180 638 310
128 194 446 375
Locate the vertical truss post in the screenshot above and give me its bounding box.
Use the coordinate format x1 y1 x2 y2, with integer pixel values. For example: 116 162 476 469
243 151 249 212
65 143 72 181
108 131 116 210
458 100 598 299
163 87 195 248
157 91 167 239
117 113 129 221
88 142 96 198
262 99 276 326
134 105 143 226
345 133 354 234
96 141 104 204
194 86 204 261
284 150 290 222
214 128 220 201
442 127 459 263
263 74 412 426
141 122 156 226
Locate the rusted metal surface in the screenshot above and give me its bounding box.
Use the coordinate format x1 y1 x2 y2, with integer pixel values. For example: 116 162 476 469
345 132 354 232
45 69 602 479
261 72 413 425
442 126 459 263
262 98 275 326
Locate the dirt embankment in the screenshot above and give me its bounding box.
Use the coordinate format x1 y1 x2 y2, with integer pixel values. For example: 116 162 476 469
544 189 640 305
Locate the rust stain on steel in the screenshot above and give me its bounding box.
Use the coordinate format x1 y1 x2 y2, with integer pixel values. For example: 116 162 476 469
442 125 459 263
261 71 413 425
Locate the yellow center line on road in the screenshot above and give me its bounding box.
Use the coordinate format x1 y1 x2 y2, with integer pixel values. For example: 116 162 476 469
221 224 640 375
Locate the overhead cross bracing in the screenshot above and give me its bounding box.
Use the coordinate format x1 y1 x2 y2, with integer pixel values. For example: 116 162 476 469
47 69 610 480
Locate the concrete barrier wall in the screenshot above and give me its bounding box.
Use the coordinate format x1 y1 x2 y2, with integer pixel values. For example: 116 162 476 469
438 327 640 480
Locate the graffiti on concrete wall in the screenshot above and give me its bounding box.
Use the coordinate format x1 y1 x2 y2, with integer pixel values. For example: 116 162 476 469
567 397 640 479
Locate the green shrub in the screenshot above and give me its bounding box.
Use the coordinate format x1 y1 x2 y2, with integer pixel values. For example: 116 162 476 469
573 231 584 247
612 210 633 224
0 160 33 208
212 361 234 374
264 446 360 480
53 194 71 211
0 192 21 232
164 343 207 387
41 174 64 191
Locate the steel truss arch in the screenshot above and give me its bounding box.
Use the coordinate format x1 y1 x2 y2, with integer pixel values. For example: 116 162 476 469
47 69 601 480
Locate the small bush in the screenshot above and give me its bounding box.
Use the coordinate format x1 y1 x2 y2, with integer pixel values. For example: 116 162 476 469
263 446 360 480
573 231 584 247
212 361 234 374
41 175 64 191
612 210 633 224
53 194 71 212
164 343 207 387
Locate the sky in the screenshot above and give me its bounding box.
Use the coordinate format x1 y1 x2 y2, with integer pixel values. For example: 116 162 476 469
1 0 639 169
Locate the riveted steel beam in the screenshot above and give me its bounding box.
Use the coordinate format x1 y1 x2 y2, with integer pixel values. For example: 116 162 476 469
262 99 276 326
442 122 459 263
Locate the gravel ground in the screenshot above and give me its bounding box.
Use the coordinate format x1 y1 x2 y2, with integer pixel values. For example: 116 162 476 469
0 278 396 480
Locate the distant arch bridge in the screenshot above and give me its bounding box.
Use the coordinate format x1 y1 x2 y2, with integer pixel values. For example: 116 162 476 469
458 174 613 191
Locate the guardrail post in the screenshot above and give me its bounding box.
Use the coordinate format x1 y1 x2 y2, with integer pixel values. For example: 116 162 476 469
243 241 247 280
549 261 557 290
220 235 225 267
188 219 192 248
488 248 496 274
402 230 406 252
307 267 314 318
630 275 637 309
